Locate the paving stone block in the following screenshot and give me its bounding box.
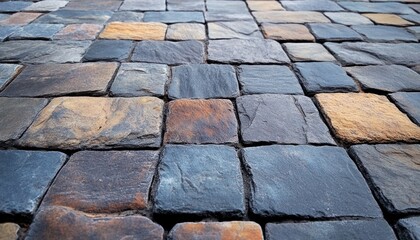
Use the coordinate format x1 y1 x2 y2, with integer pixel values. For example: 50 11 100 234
395 217 420 240
208 21 262 39
316 93 420 144
154 145 245 216
402 14 420 25
309 23 362 41
166 23 206 40
0 223 19 240
284 43 335 62
352 25 417 42
390 92 420 125
205 12 254 22
143 11 204 23
237 94 335 145
261 23 314 41
120 0 165 11
0 26 19 41
253 11 330 23
0 1 32 13
25 1 68 12
110 11 144 22
243 145 382 218
63 0 121 11
167 0 205 11
53 23 102 40
282 0 344 11
83 40 132 61
0 150 67 217
0 63 21 91
339 2 415 14
0 12 42 26
247 1 284 11
363 13 415 26
100 22 167 40
165 99 238 144
34 10 112 24
324 12 373 25
207 1 249 13
8 24 63 40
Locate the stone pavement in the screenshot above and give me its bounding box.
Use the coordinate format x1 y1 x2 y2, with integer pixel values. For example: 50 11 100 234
0 0 419 239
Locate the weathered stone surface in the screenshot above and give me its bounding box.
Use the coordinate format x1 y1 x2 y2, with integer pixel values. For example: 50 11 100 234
0 63 118 97
25 1 68 12
120 0 165 11
282 0 343 11
244 145 382 218
346 65 420 92
168 64 239 99
83 40 132 61
143 11 204 23
390 92 420 125
266 220 397 240
63 0 121 11
0 14 8 21
167 0 205 11
0 150 67 217
208 21 263 39
26 207 164 240
110 11 144 22
34 10 112 24
100 22 167 40
247 1 284 11
19 97 164 149
53 23 102 40
0 64 21 91
396 217 420 240
363 13 415 26
253 11 331 23
339 2 415 14
325 42 420 66
262 23 314 41
111 63 168 97
316 93 420 144
349 144 420 214
205 12 254 22
284 43 336 62
295 62 358 94
0 40 90 64
0 26 18 41
0 98 48 144
169 222 263 240
0 223 20 240
166 23 206 40
154 145 245 216
132 40 205 64
238 65 303 94
8 24 63 40
0 1 32 13
352 25 417 42
324 12 373 25
0 12 42 25
403 14 420 25
41 151 159 212
309 23 362 41
165 99 238 144
207 1 248 13
237 94 335 145
409 26 420 40
208 39 290 64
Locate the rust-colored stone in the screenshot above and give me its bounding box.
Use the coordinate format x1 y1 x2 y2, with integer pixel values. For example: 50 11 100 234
0 12 42 25
99 22 167 40
262 23 315 41
363 13 414 26
54 24 102 40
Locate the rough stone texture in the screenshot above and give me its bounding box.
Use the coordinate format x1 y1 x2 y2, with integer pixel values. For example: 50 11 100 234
34 10 112 24
0 40 91 64
208 21 263 39
166 23 206 40
396 217 420 240
309 23 362 41
237 94 335 145
345 65 420 92
120 0 165 11
165 99 238 144
324 12 373 25
0 1 32 13
282 0 343 11
316 93 420 144
0 223 20 240
0 98 48 144
0 63 118 97
63 0 121 11
8 24 63 40
0 26 18 41
154 145 245 217
25 1 68 12
238 65 303 94
53 24 102 40
111 63 168 97
0 64 21 91
208 39 290 64
0 150 67 217
352 25 417 42
325 42 420 66
349 144 420 215
339 2 415 14
403 14 420 25
0 12 42 25
19 97 164 149
26 207 164 240
110 11 144 22
207 1 248 13
247 1 284 11
143 11 204 23
390 92 420 125
167 0 205 11
83 40 132 61
132 40 205 64
41 151 159 212
262 23 314 41
266 220 397 240
168 64 239 99
243 145 382 218
169 222 263 240
363 13 415 26
284 43 336 62
100 22 167 40
295 62 358 94
205 12 254 22
253 11 331 23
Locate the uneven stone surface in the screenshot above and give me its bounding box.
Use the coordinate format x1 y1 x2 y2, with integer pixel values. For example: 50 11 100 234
282 0 344 12
324 12 373 25
0 1 32 13
284 43 336 62
352 25 417 42
395 217 420 240
243 145 382 218
19 97 164 149
24 1 68 12
247 1 284 12
262 23 314 41
0 12 42 25
316 93 420 144
339 2 415 14
0 64 21 91
120 0 165 11
205 12 254 22
154 145 245 217
309 23 362 41
0 150 67 217
0 223 20 240
34 10 112 24
100 22 167 40
253 11 331 23
208 21 263 39
53 23 102 40
143 11 204 23
8 24 63 40
166 23 206 40
83 40 132 61
110 11 144 22
0 26 18 41
167 0 205 11
390 92 420 125
363 13 415 26
165 99 238 144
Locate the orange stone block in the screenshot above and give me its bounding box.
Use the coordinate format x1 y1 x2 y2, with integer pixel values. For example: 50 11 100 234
363 14 414 26
99 22 167 40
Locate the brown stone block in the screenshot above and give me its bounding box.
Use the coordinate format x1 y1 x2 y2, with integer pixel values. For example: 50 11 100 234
99 22 167 40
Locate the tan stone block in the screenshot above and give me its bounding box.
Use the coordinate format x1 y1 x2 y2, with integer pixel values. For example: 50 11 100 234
253 11 330 23
54 24 102 40
262 23 314 41
166 23 206 40
363 14 414 26
100 22 167 40
247 1 284 11
0 12 42 25
0 223 19 240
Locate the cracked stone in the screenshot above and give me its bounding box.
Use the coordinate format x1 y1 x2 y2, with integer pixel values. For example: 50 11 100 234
166 23 206 40
237 94 335 145
0 1 32 13
0 63 22 91
208 21 263 39
19 97 164 150
253 11 330 24
396 217 420 240
34 10 112 24
53 24 102 40
167 0 205 11
261 24 314 41
8 24 63 40
120 0 165 11
143 11 204 23
165 99 238 144
338 2 415 14
363 13 415 26
324 12 373 25
100 22 167 40
390 92 420 125
247 1 284 11
25 1 68 12
284 43 336 62
83 40 132 62
309 23 362 41
282 0 344 11
0 12 42 26
352 25 417 42
154 145 245 217
0 223 20 240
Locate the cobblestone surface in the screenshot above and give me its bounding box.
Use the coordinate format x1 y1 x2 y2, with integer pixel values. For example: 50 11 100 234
0 0 419 239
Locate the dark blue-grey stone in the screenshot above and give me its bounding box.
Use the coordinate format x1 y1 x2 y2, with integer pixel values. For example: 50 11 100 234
282 0 344 12
34 10 112 24
338 2 415 14
309 23 362 41
243 145 382 218
295 62 357 94
396 217 420 240
238 65 303 94
132 41 205 65
0 64 21 91
154 145 245 217
168 64 239 99
349 144 420 215
205 12 254 22
143 11 204 23
109 11 144 22
0 1 32 13
0 150 67 217
390 92 420 125
266 220 397 240
0 26 19 41
9 24 64 40
352 25 418 42
83 40 133 62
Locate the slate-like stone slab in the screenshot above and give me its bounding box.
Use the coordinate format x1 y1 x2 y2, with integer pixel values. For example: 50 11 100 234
166 23 206 40
26 207 164 240
238 65 303 94
352 25 417 42
324 12 373 25
132 41 205 65
168 64 239 99
8 24 63 40
339 2 415 14
120 0 165 11
0 12 42 26
0 150 67 217
53 23 102 40
208 21 263 39
349 144 420 214
282 0 344 11
243 145 382 218
99 22 167 41
0 26 19 41
154 145 245 217
237 94 335 145
165 99 238 144
0 63 118 97
24 1 68 12
19 97 164 150
63 0 120 11
0 63 21 91
205 12 254 22
41 151 159 212
208 39 290 64
110 11 144 22
345 65 420 92
396 217 420 240
309 23 362 41
253 11 331 24
83 40 132 62
0 98 48 144
143 11 204 23
206 1 248 13
295 62 358 94
261 23 314 41
34 10 112 24
266 220 397 240
111 63 168 97
284 43 336 62
0 1 32 13
390 92 420 125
